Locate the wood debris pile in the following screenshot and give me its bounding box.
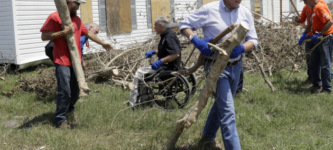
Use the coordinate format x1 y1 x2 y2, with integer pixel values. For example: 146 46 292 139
243 22 305 75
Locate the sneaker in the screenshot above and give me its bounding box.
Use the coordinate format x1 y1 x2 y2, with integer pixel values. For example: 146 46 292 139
198 136 222 150
320 90 331 95
310 85 322 94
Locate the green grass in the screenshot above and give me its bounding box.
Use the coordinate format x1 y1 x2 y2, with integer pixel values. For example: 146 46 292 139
0 67 333 150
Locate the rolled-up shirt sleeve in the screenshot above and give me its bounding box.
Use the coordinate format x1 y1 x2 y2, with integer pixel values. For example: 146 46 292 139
245 11 258 49
179 6 208 35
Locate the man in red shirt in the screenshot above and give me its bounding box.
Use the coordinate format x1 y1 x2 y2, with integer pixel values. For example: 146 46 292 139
307 0 333 94
40 0 113 128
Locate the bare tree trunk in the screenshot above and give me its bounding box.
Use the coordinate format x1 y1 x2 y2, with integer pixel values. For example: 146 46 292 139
54 0 90 96
167 23 250 150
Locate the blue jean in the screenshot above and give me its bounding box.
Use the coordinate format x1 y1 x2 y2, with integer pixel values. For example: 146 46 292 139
236 60 243 93
202 61 241 150
54 63 80 125
310 36 333 92
305 36 314 81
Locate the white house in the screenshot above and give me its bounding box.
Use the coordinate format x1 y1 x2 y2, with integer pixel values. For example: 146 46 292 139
0 0 306 69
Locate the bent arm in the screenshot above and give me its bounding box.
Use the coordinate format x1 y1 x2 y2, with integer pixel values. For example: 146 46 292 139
41 31 66 41
161 53 179 64
243 41 256 52
320 19 333 34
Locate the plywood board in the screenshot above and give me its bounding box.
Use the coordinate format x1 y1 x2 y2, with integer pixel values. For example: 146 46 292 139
151 0 171 31
119 0 132 33
80 0 93 24
203 0 218 5
105 0 132 35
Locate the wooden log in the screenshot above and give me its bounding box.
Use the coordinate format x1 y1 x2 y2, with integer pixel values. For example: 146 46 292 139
54 0 90 96
112 79 135 90
251 51 275 92
167 22 250 150
87 68 119 82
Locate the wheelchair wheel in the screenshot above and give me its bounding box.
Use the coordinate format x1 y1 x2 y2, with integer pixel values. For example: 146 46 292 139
186 73 197 95
149 71 191 110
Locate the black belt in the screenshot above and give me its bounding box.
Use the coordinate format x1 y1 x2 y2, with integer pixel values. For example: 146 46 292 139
204 58 241 66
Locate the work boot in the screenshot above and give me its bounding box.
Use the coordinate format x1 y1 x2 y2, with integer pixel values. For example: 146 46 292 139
310 85 322 94
198 136 222 150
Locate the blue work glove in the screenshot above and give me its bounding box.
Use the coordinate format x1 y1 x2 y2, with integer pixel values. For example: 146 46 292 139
151 60 163 70
311 33 322 42
191 36 214 56
145 50 156 59
298 32 307 45
230 45 245 59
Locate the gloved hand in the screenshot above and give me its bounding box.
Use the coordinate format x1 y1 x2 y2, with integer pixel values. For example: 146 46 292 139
151 60 163 70
298 32 307 45
311 33 322 42
191 36 214 56
145 50 156 59
230 45 245 59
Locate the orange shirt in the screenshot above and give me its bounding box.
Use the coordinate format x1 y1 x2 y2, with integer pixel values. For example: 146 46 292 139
298 0 327 36
311 2 333 35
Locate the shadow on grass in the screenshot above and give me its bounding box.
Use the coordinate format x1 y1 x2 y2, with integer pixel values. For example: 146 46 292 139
17 112 54 129
35 93 57 103
271 71 310 94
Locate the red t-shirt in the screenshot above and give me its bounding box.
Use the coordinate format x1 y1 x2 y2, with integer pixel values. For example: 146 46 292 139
298 0 327 36
311 2 333 35
40 12 88 67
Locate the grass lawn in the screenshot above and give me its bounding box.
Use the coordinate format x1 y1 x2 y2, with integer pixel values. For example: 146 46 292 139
0 66 333 150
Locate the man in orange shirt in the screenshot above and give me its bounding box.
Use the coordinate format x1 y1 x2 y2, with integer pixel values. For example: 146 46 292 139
294 0 328 83
307 0 333 94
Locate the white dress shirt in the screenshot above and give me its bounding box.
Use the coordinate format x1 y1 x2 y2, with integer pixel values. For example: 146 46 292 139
179 0 258 62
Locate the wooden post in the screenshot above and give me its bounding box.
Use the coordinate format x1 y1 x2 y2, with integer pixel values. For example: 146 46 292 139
53 0 90 96
280 0 283 23
166 22 249 150
289 0 300 17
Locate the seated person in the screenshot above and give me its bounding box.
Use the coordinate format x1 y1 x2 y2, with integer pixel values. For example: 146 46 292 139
128 16 181 107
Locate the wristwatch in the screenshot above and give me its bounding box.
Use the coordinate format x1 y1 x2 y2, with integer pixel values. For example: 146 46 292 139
189 35 195 41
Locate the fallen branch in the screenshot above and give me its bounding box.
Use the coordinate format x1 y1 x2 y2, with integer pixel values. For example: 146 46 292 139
251 51 275 92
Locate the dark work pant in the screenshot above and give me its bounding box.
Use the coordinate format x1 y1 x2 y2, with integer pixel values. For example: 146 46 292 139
310 36 332 92
54 63 80 125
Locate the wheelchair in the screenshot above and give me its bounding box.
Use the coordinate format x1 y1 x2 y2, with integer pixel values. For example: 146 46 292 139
135 62 197 110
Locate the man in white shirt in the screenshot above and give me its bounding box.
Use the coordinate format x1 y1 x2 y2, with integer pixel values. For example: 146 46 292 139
179 0 258 149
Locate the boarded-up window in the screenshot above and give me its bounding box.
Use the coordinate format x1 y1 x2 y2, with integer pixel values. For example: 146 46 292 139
99 0 107 30
80 0 93 24
151 0 171 31
106 0 132 35
131 0 137 30
147 0 152 28
202 0 218 5
251 0 261 19
290 0 297 13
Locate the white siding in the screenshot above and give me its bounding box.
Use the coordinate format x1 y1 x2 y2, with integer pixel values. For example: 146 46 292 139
14 0 81 65
0 0 16 64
